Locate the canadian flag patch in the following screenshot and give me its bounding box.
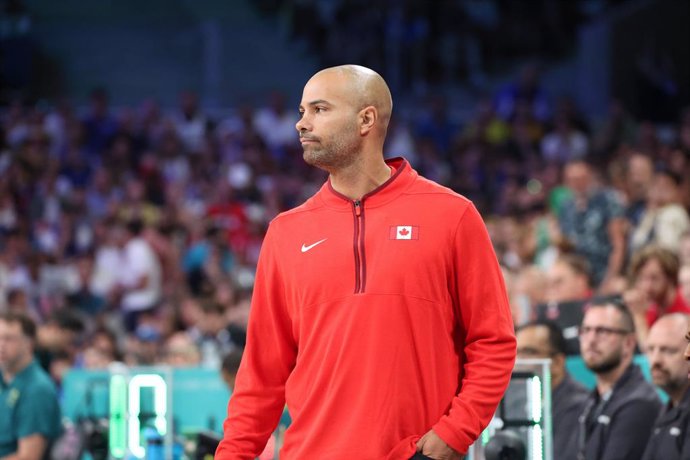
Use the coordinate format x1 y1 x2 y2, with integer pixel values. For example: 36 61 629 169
389 225 419 240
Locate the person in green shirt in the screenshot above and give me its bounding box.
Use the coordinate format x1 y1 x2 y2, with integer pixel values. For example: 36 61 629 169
0 312 62 460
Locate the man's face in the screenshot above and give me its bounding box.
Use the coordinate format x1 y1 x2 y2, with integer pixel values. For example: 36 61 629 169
296 72 362 170
0 320 31 373
646 317 690 395
564 163 591 196
547 261 588 303
580 306 631 374
649 174 677 207
627 155 653 200
635 259 673 305
516 325 559 378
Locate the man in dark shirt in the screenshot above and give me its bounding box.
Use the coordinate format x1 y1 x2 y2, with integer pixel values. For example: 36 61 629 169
576 300 661 460
642 313 690 460
516 320 589 460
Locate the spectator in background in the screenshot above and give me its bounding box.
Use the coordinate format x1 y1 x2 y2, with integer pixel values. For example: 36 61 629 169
641 313 690 460
116 218 162 333
220 349 242 392
0 312 62 460
541 112 589 164
161 332 201 367
624 153 655 231
536 254 594 352
545 254 593 303
576 300 661 460
80 327 118 369
188 300 239 369
34 308 85 373
630 167 690 254
183 223 234 296
516 320 588 460
123 323 162 366
173 90 208 153
624 245 690 350
510 264 548 324
558 159 626 291
252 91 299 161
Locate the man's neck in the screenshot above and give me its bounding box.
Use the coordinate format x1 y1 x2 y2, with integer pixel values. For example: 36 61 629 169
595 360 630 395
329 157 392 200
1 356 32 384
668 383 690 407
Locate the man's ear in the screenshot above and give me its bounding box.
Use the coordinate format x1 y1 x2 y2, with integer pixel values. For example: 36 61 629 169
625 333 638 354
359 106 377 135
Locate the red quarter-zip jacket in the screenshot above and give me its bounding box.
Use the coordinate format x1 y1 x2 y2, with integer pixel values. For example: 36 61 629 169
216 158 516 459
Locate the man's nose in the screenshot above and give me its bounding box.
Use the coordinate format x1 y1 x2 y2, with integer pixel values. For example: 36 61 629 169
296 113 311 133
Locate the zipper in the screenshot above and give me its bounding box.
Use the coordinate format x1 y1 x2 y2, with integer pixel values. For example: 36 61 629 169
353 199 366 293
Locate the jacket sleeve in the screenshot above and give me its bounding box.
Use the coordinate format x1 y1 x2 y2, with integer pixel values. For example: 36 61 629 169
216 224 297 459
598 397 660 460
432 203 517 454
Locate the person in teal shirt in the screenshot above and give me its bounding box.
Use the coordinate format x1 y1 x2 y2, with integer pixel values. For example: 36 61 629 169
0 312 62 460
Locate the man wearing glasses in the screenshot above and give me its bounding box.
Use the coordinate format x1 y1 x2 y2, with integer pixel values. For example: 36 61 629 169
576 301 660 460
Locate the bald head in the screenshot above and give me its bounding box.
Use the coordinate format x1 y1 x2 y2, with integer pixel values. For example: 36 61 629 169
646 313 690 402
312 65 393 131
296 65 393 173
649 313 689 341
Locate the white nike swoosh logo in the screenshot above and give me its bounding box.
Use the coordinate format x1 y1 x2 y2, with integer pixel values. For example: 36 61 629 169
301 238 327 253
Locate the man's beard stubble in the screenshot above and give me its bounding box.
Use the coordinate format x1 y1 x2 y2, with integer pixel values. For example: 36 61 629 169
586 349 623 374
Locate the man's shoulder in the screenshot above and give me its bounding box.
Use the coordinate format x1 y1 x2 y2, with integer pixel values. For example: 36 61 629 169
560 374 590 397
592 188 624 208
269 193 323 226
20 363 59 399
611 366 661 409
405 174 473 209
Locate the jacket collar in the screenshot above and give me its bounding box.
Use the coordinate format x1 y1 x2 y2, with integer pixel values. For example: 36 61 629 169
317 157 416 211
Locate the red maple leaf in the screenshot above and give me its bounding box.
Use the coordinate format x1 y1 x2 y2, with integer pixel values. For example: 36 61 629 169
399 228 409 236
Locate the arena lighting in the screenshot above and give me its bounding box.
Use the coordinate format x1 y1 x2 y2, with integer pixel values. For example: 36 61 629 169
109 375 127 458
127 374 168 458
528 376 543 460
477 358 552 460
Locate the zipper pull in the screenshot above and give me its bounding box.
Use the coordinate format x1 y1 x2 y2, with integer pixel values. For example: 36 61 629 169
354 200 361 216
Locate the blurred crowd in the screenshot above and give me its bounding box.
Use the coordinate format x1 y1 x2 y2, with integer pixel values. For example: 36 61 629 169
0 61 689 398
271 0 589 90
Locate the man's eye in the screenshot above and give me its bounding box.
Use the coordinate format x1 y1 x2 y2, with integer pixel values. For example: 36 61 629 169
315 107 325 113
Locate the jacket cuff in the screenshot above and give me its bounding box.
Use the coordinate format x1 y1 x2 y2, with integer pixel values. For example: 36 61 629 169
432 418 472 456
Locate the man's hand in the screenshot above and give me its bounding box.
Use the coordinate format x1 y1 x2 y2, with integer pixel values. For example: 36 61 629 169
416 430 462 460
